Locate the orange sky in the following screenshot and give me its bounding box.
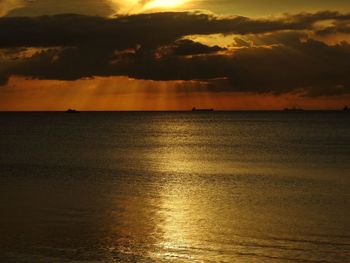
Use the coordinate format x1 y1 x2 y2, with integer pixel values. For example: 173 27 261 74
1 76 349 111
1 1 350 110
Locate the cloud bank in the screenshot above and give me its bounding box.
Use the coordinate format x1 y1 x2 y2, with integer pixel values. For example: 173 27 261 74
0 0 25 16
1 11 350 96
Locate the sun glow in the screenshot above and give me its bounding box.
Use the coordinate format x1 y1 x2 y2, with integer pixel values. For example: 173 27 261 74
108 0 187 14
144 0 185 9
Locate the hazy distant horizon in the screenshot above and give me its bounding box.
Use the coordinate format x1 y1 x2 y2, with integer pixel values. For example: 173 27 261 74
1 108 349 112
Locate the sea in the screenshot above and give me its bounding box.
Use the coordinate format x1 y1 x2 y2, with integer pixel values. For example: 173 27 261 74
0 111 349 262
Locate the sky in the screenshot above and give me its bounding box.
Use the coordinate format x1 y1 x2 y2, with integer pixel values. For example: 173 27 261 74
1 0 350 110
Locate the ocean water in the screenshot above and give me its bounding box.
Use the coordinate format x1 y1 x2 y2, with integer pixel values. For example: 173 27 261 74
0 111 349 262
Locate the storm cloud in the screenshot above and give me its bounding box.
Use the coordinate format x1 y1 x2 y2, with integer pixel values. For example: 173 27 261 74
2 11 350 48
1 11 350 96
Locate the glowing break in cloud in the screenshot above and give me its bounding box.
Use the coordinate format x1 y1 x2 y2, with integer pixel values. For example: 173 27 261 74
108 0 187 14
0 0 26 16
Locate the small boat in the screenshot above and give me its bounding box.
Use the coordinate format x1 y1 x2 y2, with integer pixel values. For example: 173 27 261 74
344 106 350 111
283 107 304 112
192 107 214 112
66 109 79 113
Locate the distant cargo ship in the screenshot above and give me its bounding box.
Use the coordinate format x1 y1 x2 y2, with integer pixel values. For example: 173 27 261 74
66 109 79 113
192 107 214 112
283 107 304 112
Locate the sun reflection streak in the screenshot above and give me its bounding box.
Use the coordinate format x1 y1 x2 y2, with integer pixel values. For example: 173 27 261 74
146 117 223 261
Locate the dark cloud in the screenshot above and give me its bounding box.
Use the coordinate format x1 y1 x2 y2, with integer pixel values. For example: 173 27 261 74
116 34 350 97
315 21 350 36
1 11 350 97
1 11 350 48
5 0 114 17
227 37 350 96
171 39 225 56
233 37 252 47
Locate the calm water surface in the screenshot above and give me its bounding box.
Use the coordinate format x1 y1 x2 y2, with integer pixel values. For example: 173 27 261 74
0 112 349 262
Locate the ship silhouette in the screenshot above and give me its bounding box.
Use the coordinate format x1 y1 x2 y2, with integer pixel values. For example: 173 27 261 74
192 107 214 112
66 109 79 113
283 107 304 112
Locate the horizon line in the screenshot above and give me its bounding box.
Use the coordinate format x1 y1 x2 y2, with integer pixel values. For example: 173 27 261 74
0 109 348 113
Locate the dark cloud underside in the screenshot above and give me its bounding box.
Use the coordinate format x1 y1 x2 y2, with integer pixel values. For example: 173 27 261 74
1 11 350 97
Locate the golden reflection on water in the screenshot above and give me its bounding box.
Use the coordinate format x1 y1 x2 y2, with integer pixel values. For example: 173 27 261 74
149 120 201 260
151 159 242 262
1 113 350 262
105 114 350 262
157 184 194 260
148 119 228 261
